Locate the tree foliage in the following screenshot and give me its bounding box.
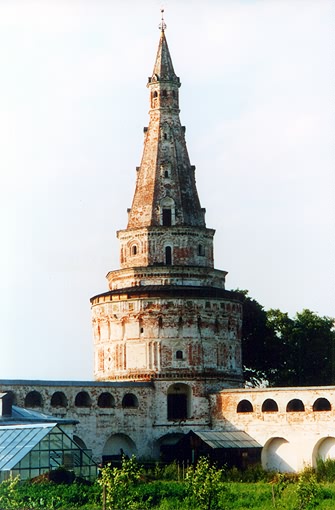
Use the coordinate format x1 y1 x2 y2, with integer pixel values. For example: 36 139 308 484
185 457 225 510
234 290 335 387
97 455 142 510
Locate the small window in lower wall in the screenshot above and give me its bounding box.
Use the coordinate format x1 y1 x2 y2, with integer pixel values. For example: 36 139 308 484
237 399 253 413
98 392 115 408
262 398 278 412
75 391 91 408
25 391 42 408
122 393 138 408
286 399 305 412
313 398 331 411
51 391 68 407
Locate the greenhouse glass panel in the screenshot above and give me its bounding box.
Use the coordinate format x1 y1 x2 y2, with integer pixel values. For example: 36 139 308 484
0 424 97 482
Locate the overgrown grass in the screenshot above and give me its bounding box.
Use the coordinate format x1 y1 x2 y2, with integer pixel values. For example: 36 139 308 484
2 461 335 509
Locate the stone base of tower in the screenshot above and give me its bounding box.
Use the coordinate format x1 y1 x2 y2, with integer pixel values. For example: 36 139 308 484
91 284 243 385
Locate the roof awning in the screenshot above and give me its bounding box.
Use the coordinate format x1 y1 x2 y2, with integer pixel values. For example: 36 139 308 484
190 430 262 449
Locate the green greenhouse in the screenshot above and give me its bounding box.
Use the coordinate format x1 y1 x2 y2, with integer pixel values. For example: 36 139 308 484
0 393 97 481
0 422 97 481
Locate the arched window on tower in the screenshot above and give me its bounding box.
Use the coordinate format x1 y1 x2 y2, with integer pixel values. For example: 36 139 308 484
152 90 158 108
198 244 205 256
176 350 183 360
163 209 172 226
160 197 175 226
165 246 172 265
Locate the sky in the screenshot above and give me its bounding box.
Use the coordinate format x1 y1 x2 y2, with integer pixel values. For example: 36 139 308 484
1 0 334 381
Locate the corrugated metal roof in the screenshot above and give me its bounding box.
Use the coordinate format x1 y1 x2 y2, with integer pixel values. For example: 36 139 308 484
0 405 77 425
194 430 261 449
0 423 56 471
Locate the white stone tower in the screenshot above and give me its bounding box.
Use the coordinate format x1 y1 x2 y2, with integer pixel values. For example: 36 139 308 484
91 20 243 417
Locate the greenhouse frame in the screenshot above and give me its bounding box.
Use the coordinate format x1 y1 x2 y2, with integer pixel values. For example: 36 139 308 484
0 422 97 481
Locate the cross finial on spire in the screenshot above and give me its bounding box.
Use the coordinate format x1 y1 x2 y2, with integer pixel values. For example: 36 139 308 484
159 8 167 32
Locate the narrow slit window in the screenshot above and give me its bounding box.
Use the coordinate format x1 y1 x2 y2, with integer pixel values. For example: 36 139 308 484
162 208 172 226
165 246 172 265
176 350 183 360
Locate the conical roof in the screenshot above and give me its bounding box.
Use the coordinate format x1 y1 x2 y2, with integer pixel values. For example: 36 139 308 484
151 29 179 83
126 28 205 229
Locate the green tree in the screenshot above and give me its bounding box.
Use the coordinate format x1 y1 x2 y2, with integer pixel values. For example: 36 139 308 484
233 290 278 385
265 308 335 386
234 290 335 387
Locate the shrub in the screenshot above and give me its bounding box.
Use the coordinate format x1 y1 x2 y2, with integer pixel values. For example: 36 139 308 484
0 476 21 509
296 470 320 509
316 458 335 482
97 455 142 510
185 457 225 510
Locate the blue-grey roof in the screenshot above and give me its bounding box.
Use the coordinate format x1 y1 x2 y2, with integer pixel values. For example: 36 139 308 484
0 405 77 425
0 423 56 471
194 430 262 449
0 379 153 388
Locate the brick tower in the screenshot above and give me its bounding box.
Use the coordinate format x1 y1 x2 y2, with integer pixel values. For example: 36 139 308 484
91 20 243 412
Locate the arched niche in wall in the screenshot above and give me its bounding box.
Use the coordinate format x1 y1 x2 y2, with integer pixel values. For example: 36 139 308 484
102 433 137 462
313 397 331 412
98 392 115 408
73 435 87 450
167 383 191 421
236 399 253 413
262 437 296 473
286 399 305 412
156 432 185 463
51 391 68 408
25 390 43 408
122 393 138 409
312 436 335 468
262 398 279 413
75 391 92 408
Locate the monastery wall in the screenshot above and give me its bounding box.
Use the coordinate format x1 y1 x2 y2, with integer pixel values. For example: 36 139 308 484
3 379 335 472
211 386 335 471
